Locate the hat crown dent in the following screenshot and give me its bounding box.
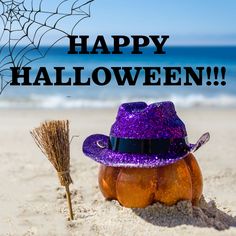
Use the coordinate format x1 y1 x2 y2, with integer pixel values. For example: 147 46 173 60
110 101 187 139
117 101 175 115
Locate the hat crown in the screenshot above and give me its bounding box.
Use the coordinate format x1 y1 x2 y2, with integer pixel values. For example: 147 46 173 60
110 101 187 139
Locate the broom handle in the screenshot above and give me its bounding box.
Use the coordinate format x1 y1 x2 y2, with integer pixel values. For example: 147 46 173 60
65 185 74 220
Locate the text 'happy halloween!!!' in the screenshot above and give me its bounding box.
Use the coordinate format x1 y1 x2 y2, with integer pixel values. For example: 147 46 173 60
10 35 227 87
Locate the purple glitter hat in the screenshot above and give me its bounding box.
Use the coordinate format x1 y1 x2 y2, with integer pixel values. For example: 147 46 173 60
83 101 210 167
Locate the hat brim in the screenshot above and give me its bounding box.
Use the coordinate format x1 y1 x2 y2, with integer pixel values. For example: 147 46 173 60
82 133 210 168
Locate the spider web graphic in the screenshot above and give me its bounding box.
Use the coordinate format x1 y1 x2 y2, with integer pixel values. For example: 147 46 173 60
0 0 94 94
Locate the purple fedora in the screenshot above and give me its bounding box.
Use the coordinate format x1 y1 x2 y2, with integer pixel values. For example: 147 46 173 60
83 101 210 167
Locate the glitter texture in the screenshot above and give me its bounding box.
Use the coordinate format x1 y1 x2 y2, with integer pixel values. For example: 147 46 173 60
82 101 210 167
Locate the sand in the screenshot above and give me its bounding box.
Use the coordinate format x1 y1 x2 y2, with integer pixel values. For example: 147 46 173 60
0 108 236 236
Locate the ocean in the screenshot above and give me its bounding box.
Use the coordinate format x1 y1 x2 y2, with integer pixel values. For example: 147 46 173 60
0 46 236 109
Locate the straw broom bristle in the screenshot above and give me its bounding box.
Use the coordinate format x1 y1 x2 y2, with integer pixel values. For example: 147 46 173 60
31 120 74 220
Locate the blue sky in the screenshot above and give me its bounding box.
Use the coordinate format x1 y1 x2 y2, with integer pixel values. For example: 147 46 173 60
1 0 236 45
76 0 236 45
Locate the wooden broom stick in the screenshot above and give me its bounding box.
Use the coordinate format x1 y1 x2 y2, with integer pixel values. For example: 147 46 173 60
31 120 74 220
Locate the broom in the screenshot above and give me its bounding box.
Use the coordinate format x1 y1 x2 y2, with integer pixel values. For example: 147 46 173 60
31 120 74 220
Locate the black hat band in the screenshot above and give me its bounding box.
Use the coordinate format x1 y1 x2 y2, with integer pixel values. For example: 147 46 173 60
109 136 190 155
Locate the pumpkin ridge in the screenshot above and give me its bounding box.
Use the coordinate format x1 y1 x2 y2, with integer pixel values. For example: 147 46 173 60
184 154 203 205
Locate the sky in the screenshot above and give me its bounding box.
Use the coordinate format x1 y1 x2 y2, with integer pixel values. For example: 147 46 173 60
0 0 236 46
74 0 236 45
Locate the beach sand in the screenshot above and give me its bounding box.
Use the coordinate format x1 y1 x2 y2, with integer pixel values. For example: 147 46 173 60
0 108 235 236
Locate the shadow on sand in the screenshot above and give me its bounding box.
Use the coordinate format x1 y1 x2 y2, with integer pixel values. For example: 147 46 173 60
132 196 236 230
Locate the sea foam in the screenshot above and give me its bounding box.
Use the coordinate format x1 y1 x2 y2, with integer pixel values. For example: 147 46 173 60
0 94 236 109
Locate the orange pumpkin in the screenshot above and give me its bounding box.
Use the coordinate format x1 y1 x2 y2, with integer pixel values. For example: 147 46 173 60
98 153 203 208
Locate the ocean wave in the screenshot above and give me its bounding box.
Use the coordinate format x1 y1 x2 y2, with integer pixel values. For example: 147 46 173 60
0 94 236 109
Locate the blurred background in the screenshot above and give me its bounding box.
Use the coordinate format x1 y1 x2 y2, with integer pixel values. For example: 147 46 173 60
0 0 235 108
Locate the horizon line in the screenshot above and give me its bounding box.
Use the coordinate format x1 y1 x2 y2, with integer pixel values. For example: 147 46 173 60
1 44 236 47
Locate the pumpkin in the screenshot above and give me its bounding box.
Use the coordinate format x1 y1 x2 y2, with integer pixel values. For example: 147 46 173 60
98 153 203 208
